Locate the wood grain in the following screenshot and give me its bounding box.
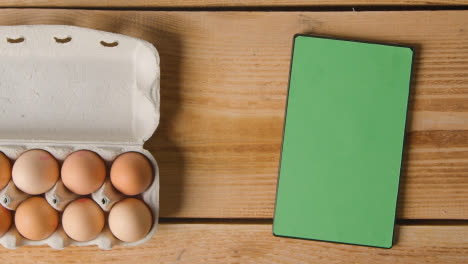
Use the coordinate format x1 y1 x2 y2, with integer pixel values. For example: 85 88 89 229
0 223 467 263
0 10 466 219
1 0 468 8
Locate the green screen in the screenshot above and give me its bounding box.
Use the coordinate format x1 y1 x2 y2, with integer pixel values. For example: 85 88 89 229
273 35 413 248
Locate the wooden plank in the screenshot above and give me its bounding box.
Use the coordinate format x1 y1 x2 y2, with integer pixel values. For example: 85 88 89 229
1 0 468 8
0 10 467 219
0 223 467 263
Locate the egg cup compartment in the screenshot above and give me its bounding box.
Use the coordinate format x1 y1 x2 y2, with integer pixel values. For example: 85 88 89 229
92 180 125 212
0 181 30 211
0 25 160 249
45 179 79 211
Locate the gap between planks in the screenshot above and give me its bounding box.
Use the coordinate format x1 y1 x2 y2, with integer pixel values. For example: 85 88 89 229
0 3 467 11
0 7 467 12
159 218 468 226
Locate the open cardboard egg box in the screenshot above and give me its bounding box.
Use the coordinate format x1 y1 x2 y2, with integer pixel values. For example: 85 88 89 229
0 25 160 249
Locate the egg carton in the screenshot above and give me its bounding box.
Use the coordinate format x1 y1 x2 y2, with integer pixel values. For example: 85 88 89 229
0 25 160 249
0 145 159 249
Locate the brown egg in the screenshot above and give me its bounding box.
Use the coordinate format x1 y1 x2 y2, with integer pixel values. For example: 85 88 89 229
62 198 105 242
108 198 152 242
0 206 12 237
12 149 59 195
62 150 106 195
110 152 153 195
15 197 59 240
0 152 11 190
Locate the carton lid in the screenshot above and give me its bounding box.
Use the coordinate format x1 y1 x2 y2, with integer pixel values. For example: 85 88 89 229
0 25 160 146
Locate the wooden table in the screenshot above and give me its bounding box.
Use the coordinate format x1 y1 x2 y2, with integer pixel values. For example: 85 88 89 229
0 1 467 263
